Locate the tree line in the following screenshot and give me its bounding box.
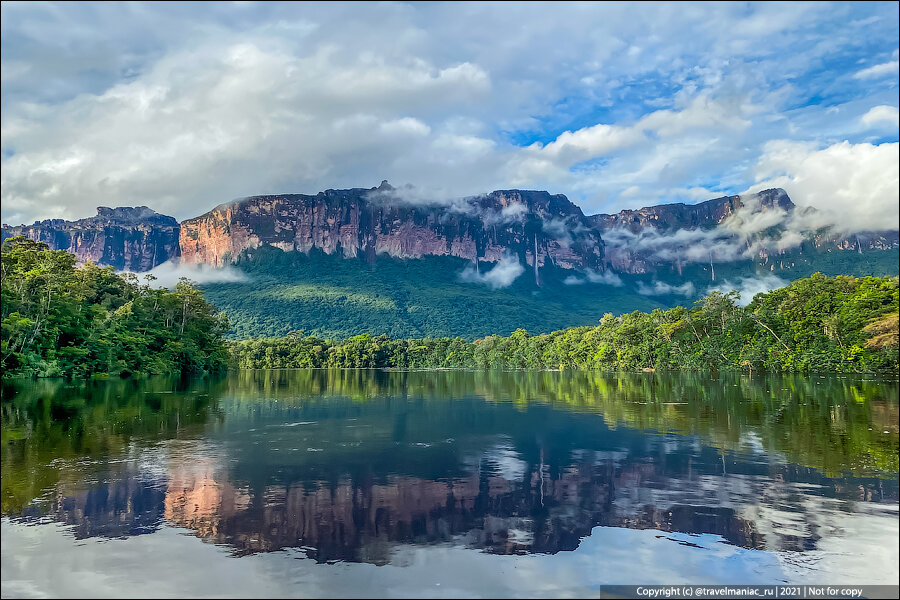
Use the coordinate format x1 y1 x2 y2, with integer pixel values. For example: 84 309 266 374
2 237 896 378
1 237 230 378
230 273 898 374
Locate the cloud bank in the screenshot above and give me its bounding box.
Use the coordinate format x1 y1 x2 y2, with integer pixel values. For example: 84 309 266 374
1 2 897 229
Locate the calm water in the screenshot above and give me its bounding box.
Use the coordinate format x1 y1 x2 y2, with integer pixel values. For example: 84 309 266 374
1 370 898 598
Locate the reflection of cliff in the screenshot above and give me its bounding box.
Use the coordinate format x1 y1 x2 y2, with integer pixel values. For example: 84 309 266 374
5 370 897 566
161 450 764 564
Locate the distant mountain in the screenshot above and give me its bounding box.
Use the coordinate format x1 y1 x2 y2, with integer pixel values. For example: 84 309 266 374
590 188 899 276
1 206 179 271
3 182 897 339
179 181 603 286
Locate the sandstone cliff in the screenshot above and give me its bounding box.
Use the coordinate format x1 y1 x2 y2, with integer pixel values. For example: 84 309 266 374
179 181 605 279
1 206 180 271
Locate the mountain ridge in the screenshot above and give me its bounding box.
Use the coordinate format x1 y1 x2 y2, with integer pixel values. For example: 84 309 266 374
3 183 898 279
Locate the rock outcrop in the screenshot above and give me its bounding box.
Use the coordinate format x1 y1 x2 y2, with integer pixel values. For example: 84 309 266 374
3 184 896 279
588 188 899 274
588 188 794 233
1 206 180 271
179 181 605 281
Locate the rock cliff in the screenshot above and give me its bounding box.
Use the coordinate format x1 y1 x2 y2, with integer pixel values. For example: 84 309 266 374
588 188 899 274
1 206 180 271
179 181 605 281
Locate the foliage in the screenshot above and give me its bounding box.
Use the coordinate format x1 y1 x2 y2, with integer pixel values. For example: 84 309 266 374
230 274 899 374
1 237 230 378
200 245 899 340
3 370 896 516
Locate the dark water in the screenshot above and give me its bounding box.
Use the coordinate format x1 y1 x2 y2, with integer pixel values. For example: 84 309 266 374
1 370 898 598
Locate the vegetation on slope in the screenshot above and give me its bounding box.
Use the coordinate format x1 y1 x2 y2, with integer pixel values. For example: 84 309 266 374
1 237 229 378
230 273 899 374
202 245 900 340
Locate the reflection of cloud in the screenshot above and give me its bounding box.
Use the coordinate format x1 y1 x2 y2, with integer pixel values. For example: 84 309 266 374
128 260 248 288
485 443 528 482
459 254 524 289
707 274 787 306
636 280 696 296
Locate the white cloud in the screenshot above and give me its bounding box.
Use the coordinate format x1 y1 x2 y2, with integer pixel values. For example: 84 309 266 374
861 105 900 128
459 254 525 289
853 60 900 79
636 280 696 296
585 269 624 286
127 260 248 289
563 269 624 287
748 140 900 233
0 2 897 226
707 274 788 306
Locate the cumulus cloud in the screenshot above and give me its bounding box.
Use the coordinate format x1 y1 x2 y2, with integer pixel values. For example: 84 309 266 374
748 140 900 233
459 254 525 289
861 105 900 128
636 280 696 296
126 260 248 289
707 274 788 306
1 2 897 226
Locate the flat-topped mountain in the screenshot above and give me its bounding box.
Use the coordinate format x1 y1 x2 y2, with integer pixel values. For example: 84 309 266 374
2 183 897 281
1 206 179 271
179 181 604 283
589 188 794 233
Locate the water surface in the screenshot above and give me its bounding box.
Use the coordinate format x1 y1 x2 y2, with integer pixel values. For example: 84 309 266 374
2 370 898 597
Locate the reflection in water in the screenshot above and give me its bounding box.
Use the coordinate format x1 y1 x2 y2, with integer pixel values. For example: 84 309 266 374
2 370 898 575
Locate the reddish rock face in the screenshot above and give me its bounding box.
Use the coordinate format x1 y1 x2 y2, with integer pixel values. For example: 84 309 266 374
178 183 606 274
1 206 180 271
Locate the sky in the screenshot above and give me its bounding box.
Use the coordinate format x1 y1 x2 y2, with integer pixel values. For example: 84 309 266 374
1 1 898 230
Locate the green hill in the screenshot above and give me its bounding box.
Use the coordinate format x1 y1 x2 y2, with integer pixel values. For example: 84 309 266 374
200 245 899 340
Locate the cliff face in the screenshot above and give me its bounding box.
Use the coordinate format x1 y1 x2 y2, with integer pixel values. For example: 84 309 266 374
588 188 793 233
4 185 896 278
1 206 180 271
587 188 899 274
179 182 605 275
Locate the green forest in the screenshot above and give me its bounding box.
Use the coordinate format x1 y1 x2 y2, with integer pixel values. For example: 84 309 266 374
231 273 899 373
200 244 900 340
2 237 897 378
1 237 230 378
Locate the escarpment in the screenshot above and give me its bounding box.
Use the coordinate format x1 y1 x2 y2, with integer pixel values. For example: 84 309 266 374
178 182 606 276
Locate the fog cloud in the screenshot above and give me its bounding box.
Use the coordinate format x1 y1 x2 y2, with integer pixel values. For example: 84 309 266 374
707 274 788 306
459 254 524 289
127 260 248 289
636 280 696 296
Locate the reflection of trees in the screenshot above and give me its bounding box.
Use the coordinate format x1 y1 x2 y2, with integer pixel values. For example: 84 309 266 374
229 369 899 477
1 377 224 515
2 370 897 564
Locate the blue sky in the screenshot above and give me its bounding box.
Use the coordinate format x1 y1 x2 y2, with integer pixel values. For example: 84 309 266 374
1 1 898 231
